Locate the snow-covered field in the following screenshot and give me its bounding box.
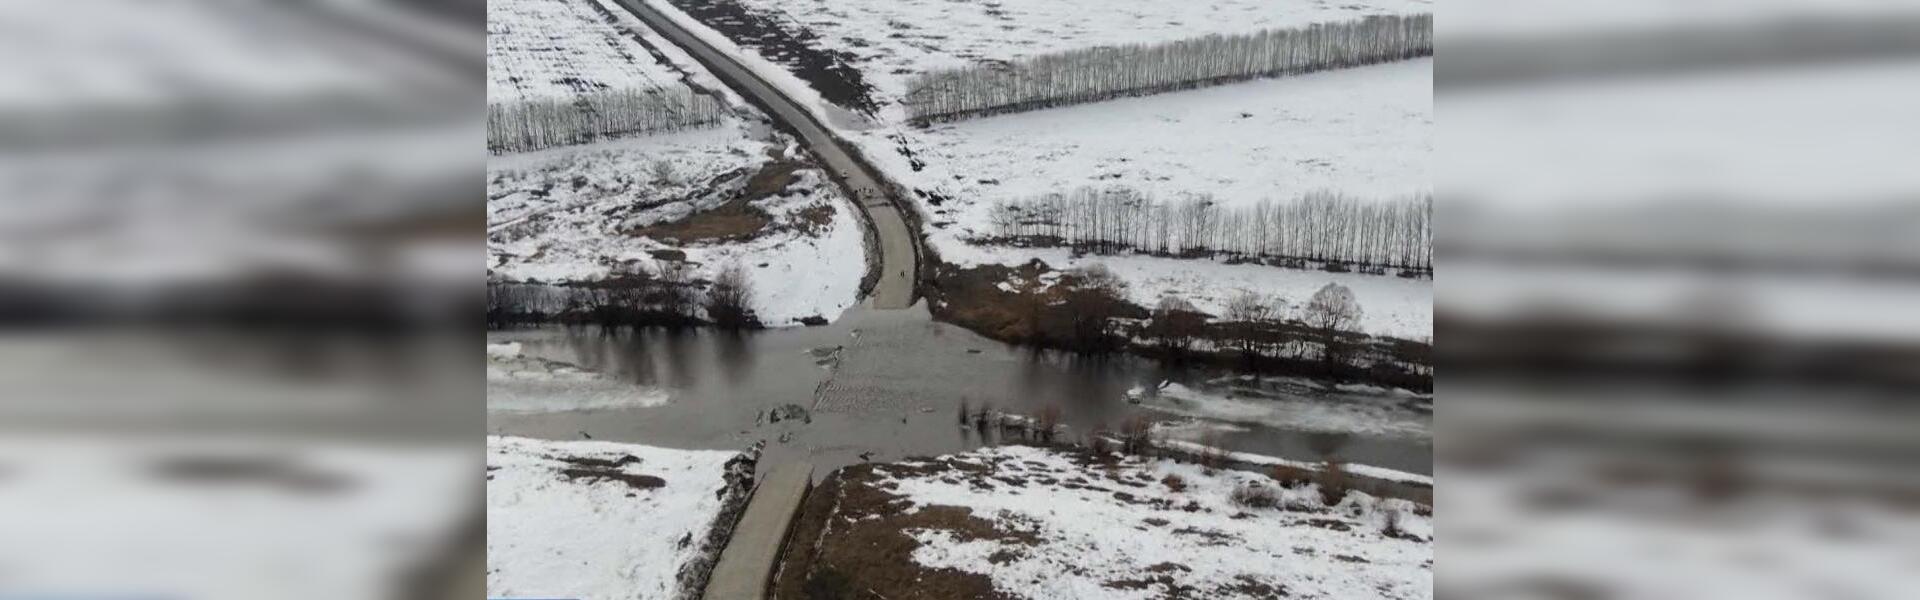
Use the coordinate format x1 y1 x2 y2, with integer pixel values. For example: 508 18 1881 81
489 0 871 324
0 1 440 112
488 0 688 103
487 120 868 325
0 435 471 600
874 446 1431 599
488 342 672 413
487 436 744 600
720 0 1431 120
959 246 1432 340
869 58 1431 215
857 59 1433 339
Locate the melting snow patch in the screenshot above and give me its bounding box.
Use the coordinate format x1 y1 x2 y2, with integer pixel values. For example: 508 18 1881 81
486 436 741 600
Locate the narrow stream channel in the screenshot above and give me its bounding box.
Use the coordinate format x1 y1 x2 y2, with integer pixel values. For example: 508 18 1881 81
488 302 1431 478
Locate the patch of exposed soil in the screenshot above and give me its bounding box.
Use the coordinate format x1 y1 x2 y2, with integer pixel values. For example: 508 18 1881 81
630 160 807 244
558 466 666 491
149 455 352 494
771 463 1022 600
659 0 879 114
633 196 773 245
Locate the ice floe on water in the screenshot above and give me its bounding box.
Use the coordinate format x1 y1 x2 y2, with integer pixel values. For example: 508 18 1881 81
487 343 671 413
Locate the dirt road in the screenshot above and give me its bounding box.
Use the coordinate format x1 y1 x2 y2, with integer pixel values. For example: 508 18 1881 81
611 0 920 310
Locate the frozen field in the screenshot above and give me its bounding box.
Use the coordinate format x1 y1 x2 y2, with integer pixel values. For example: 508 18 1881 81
851 59 1433 339
0 1 435 112
487 436 744 600
488 0 687 103
861 58 1431 229
487 122 868 325
719 0 1431 119
0 435 470 600
826 446 1432 599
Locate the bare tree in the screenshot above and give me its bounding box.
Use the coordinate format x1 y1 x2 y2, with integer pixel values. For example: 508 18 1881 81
649 160 679 185
905 14 1432 123
991 187 1432 272
651 263 698 325
488 86 726 154
1303 282 1364 366
705 261 755 328
1061 264 1129 352
1147 295 1207 356
1224 290 1282 323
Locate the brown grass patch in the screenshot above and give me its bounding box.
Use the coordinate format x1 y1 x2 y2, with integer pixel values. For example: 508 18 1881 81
632 196 772 244
557 467 664 491
771 464 1019 600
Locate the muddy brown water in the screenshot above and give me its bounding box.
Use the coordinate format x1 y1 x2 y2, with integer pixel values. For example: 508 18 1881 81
488 303 1431 478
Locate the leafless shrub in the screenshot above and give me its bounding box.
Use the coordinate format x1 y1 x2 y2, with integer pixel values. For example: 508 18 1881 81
1119 416 1155 456
1230 483 1280 509
973 404 994 437
1196 432 1228 472
704 261 755 329
957 400 971 425
1224 290 1281 323
1036 406 1063 444
1270 463 1314 489
649 160 679 185
1061 264 1130 352
1147 295 1207 356
1304 283 1365 367
1089 425 1113 456
1162 474 1187 493
1317 460 1351 506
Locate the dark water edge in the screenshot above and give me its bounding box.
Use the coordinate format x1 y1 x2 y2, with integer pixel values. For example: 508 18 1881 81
488 302 1431 477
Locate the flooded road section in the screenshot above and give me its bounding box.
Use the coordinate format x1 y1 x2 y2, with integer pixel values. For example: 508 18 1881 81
488 303 1431 477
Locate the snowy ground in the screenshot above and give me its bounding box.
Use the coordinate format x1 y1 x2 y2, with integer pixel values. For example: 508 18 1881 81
1130 375 1432 440
844 60 1432 339
488 0 690 103
489 0 870 325
487 120 868 325
973 246 1432 340
486 436 742 600
1446 448 1920 600
867 59 1431 215
720 0 1431 121
0 434 472 600
639 0 1432 338
488 342 671 413
0 1 446 112
869 446 1431 599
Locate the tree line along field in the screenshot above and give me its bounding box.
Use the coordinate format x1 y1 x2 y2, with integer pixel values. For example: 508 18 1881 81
988 188 1433 273
487 87 724 153
487 0 726 153
904 13 1432 123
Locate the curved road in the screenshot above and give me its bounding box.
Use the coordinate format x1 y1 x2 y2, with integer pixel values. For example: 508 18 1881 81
611 0 920 310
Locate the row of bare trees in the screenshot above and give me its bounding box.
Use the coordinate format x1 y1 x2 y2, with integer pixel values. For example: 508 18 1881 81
486 262 756 328
487 86 726 153
903 14 1432 123
988 188 1432 271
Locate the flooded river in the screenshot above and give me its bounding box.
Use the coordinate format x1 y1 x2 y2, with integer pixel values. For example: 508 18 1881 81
488 302 1431 477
